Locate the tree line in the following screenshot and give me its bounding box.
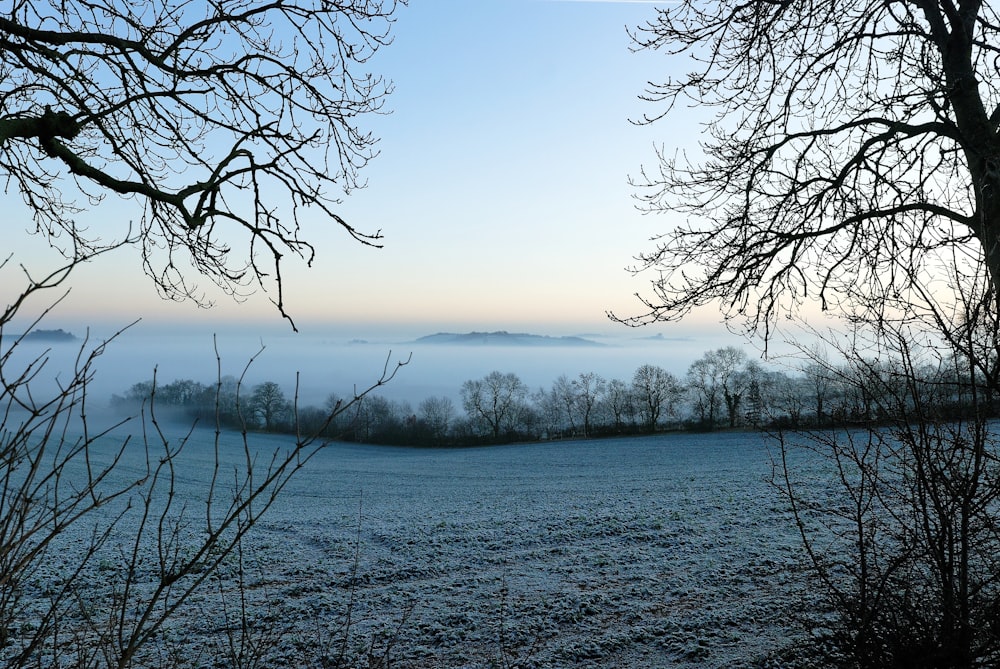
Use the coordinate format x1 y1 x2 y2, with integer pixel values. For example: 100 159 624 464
112 344 992 447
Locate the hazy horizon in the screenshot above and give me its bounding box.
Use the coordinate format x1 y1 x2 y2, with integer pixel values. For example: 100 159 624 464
5 318 771 411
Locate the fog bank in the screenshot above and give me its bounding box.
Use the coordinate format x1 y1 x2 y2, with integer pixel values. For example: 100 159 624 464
4 325 757 410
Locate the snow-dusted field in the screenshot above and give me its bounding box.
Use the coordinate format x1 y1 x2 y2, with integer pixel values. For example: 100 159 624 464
26 427 823 668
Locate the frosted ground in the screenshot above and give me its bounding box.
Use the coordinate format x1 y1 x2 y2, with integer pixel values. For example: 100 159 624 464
25 427 828 668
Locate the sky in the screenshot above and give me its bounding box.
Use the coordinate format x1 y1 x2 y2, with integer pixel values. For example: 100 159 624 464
6 0 717 341
307 0 683 336
3 0 780 403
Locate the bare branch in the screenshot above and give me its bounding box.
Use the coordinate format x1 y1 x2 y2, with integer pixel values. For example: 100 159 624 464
0 0 404 326
620 0 1000 337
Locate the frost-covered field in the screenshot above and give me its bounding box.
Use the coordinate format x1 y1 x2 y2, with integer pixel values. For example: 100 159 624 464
27 428 824 668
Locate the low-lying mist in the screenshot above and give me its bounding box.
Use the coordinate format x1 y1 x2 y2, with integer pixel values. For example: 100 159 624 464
5 325 751 412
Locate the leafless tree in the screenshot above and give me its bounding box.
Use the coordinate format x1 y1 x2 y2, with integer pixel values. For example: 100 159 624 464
619 1 1000 339
573 372 606 438
767 373 811 427
0 2 408 663
0 0 404 327
349 394 411 443
713 347 750 427
801 346 838 426
417 395 455 442
551 374 580 435
630 364 681 432
619 5 1000 664
774 307 1000 668
685 355 720 428
532 385 565 438
460 371 529 441
249 380 290 431
741 358 768 428
604 378 637 432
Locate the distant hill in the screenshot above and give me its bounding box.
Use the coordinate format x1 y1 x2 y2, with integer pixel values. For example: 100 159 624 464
414 331 604 347
7 328 79 343
638 333 694 342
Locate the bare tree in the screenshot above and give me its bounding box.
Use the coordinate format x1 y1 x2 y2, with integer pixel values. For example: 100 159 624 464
619 2 1000 337
532 385 565 438
630 364 681 432
604 378 637 432
460 371 529 441
715 347 750 428
249 381 290 431
573 372 606 438
418 395 455 442
551 374 580 435
801 346 838 426
0 0 404 327
685 356 722 428
158 379 208 407
348 394 396 442
0 3 408 663
615 8 1000 664
767 373 811 428
741 358 767 428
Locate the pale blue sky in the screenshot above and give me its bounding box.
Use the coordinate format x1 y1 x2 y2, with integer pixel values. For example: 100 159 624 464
10 0 718 340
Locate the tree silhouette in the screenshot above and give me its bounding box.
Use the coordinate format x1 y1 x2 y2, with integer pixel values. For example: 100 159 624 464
249 381 289 431
622 4 1000 664
460 371 528 440
0 2 407 664
631 364 680 432
0 0 403 327
622 2 1000 339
